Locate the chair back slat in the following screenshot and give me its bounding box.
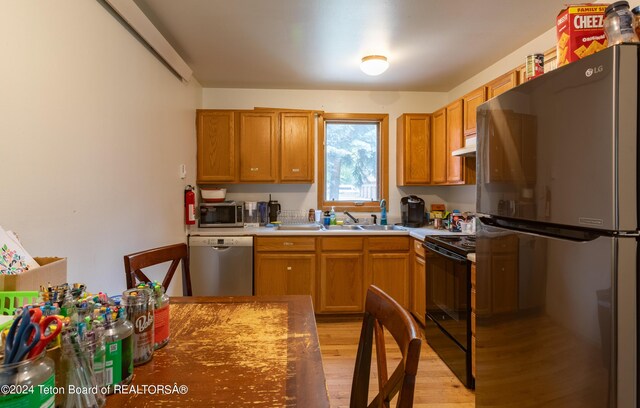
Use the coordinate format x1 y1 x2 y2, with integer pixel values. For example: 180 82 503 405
124 243 192 296
350 285 421 408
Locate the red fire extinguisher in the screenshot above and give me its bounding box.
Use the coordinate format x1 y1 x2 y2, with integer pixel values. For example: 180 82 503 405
185 185 196 225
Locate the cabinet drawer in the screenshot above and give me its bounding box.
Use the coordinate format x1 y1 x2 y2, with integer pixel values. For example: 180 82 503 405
413 239 425 258
321 237 364 251
368 237 410 252
255 236 316 252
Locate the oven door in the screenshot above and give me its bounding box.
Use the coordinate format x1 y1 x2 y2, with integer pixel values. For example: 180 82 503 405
424 242 470 349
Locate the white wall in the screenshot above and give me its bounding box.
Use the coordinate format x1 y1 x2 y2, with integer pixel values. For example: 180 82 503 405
0 1 201 296
202 88 477 220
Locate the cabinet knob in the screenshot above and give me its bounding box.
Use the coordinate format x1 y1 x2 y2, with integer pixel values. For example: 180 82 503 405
287 266 292 271
250 167 259 172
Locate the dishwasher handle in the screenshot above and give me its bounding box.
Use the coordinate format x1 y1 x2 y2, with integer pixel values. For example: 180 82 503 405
211 246 232 251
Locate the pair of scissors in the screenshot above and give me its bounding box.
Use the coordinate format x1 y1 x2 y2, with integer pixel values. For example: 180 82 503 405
27 309 62 358
4 307 41 365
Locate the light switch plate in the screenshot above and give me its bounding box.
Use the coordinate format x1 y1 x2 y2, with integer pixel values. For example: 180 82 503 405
179 164 187 179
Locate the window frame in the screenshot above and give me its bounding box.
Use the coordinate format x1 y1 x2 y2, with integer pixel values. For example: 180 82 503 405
317 112 389 212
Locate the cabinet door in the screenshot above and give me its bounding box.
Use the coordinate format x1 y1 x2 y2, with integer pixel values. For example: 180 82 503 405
280 112 314 183
255 253 316 305
396 114 431 185
463 87 486 138
239 112 277 182
431 108 447 184
319 253 364 313
446 99 464 184
197 110 236 183
368 253 410 309
410 254 426 325
486 70 518 99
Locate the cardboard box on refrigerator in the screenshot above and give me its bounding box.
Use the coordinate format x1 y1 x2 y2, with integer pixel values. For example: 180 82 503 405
556 4 608 67
0 257 67 291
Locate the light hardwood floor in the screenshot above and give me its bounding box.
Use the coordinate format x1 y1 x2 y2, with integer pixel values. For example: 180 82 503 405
316 319 475 408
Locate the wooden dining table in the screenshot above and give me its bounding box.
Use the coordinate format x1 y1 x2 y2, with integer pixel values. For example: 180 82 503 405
107 295 330 407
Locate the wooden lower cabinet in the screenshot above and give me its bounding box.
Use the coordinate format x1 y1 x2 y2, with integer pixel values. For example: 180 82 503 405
368 252 410 309
318 237 365 313
318 253 364 312
367 237 410 309
256 235 411 314
410 253 426 325
254 237 316 306
254 253 316 301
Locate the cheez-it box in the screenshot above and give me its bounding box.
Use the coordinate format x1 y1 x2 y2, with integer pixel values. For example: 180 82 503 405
556 4 608 67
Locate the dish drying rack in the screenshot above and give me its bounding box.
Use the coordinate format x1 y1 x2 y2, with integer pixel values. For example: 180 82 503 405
278 210 313 224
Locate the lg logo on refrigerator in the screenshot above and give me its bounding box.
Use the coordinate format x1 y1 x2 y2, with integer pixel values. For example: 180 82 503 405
585 65 604 77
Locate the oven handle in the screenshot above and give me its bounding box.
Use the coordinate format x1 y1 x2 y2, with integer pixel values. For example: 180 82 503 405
422 242 468 264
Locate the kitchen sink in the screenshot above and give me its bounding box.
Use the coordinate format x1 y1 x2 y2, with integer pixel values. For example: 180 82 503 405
276 224 324 231
359 225 405 231
323 225 364 230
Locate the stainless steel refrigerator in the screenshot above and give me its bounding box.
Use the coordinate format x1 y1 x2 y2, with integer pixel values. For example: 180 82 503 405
476 44 637 407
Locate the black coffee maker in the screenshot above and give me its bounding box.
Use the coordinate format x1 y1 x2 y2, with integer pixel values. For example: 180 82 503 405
400 196 425 227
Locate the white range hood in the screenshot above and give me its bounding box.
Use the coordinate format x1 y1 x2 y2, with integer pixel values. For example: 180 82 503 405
452 136 476 157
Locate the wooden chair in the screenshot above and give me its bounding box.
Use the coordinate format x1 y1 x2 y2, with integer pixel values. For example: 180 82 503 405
350 285 422 408
124 243 192 296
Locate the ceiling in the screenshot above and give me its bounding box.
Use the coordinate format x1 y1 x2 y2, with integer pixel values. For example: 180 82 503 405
134 0 567 92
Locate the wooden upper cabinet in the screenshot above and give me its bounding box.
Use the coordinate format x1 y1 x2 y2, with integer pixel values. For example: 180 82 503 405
197 110 236 183
239 112 277 182
486 70 518 100
431 108 447 184
446 99 464 184
463 87 487 138
280 112 314 183
396 114 431 185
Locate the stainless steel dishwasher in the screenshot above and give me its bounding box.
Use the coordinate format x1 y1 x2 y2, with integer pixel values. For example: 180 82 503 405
188 236 253 296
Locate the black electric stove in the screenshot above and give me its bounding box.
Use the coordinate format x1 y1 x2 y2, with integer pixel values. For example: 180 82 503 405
422 234 475 389
423 235 476 256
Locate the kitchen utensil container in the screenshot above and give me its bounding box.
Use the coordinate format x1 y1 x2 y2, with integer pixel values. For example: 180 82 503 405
0 351 55 407
122 289 154 366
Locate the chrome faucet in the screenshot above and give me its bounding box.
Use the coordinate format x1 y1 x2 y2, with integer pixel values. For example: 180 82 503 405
343 211 359 224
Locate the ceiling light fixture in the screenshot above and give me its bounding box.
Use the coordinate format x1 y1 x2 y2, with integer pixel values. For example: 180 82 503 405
360 55 389 76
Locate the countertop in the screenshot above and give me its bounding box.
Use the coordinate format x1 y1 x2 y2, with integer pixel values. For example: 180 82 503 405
188 225 476 259
188 225 463 240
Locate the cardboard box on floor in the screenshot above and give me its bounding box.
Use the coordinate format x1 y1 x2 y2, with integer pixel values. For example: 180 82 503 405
0 257 67 291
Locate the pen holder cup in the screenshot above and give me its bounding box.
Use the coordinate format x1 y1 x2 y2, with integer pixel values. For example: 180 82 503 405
0 351 55 407
61 336 106 408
